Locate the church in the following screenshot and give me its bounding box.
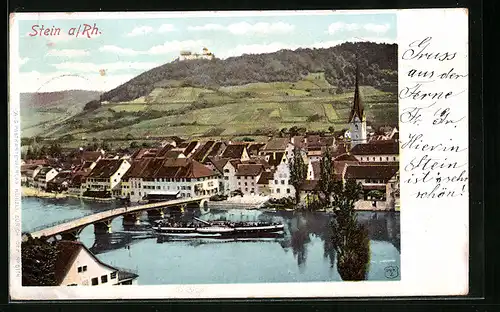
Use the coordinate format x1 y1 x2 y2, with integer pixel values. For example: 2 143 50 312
346 64 367 148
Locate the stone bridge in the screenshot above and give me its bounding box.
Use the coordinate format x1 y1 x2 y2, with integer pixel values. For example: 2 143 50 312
29 196 211 240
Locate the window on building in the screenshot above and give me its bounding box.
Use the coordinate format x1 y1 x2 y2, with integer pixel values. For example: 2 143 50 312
251 188 254 193
287 188 290 194
131 191 134 195
237 177 240 179
245 188 248 191
379 157 382 161
101 275 108 284
274 180 278 184
281 180 285 185
393 157 396 161
386 157 389 161
251 182 254 186
110 272 117 279
277 188 281 193
82 265 87 272
238 182 241 186
224 169 229 173
244 182 247 186
139 192 141 196
67 283 78 286
91 277 98 286
224 177 228 180
78 266 82 273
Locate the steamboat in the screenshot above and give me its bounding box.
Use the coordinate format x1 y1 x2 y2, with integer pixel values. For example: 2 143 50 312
153 217 285 237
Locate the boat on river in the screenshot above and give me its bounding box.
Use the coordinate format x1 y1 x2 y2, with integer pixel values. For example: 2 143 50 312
153 217 285 237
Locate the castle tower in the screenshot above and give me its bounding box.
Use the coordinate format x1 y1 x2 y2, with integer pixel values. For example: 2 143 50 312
348 63 367 147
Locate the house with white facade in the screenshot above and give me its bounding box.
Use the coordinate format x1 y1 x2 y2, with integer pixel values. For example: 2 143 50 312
350 140 400 163
343 163 399 200
33 167 59 189
124 158 219 203
53 240 138 286
259 138 295 162
206 157 235 196
84 159 131 197
268 160 295 199
20 164 42 185
68 172 87 196
306 160 321 181
235 164 264 195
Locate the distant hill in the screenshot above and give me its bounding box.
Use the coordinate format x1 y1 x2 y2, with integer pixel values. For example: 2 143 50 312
21 42 399 141
20 90 101 137
21 90 101 113
101 42 397 103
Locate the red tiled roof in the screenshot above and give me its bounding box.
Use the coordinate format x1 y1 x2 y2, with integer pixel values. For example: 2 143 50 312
191 141 215 162
257 170 275 184
301 180 319 191
54 240 119 285
344 164 399 180
262 138 290 151
131 148 159 160
156 144 174 157
54 240 82 284
221 144 247 159
162 150 184 159
122 159 152 180
235 164 263 177
291 136 306 149
334 153 358 161
154 158 217 179
81 151 101 162
209 158 230 173
87 159 126 178
265 152 284 167
207 142 225 157
183 141 198 156
69 172 87 186
247 143 265 155
350 141 399 155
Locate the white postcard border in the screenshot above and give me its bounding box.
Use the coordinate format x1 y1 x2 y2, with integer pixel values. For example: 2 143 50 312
9 8 469 300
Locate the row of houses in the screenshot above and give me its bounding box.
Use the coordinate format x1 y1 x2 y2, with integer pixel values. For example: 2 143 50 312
21 133 400 206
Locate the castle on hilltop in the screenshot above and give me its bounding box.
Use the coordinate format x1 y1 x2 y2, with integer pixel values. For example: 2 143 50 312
178 47 215 61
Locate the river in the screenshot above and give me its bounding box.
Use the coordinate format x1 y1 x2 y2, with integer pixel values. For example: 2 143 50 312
21 197 401 284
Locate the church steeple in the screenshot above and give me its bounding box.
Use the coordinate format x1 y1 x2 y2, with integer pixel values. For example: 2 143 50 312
348 62 364 123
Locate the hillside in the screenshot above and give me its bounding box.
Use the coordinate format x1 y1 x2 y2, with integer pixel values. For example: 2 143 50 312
20 90 101 137
21 42 398 143
102 41 397 103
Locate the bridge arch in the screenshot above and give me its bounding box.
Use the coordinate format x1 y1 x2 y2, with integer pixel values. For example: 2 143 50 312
199 199 209 209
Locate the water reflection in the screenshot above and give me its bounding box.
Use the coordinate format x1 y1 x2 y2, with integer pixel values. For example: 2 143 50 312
23 197 401 282
88 208 400 274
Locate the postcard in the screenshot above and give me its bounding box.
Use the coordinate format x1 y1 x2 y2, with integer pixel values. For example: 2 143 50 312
9 8 469 299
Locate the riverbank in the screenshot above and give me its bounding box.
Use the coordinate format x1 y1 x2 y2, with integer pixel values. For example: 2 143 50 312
22 186 67 199
21 187 116 202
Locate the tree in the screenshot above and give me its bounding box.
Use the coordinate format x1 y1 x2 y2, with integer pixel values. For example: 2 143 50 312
289 147 307 205
330 179 369 281
328 126 335 134
48 142 62 158
130 141 139 148
22 235 60 286
318 148 335 207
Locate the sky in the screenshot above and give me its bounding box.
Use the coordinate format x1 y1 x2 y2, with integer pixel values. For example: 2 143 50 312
15 12 397 92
